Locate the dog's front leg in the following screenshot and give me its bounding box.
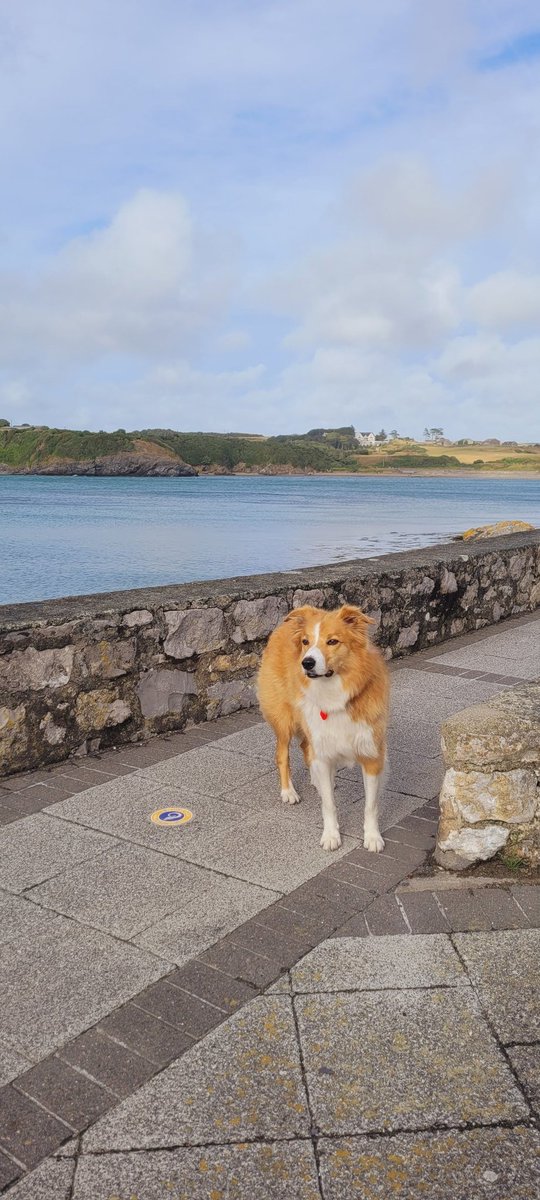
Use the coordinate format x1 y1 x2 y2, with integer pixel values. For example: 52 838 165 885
311 758 341 851
361 763 385 853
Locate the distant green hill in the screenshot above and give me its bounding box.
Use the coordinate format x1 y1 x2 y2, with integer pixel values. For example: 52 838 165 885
0 425 355 473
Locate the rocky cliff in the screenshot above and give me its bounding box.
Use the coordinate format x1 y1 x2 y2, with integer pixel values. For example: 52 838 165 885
0 453 198 477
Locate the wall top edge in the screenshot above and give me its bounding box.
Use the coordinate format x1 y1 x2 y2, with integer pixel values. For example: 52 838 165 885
1 530 538 631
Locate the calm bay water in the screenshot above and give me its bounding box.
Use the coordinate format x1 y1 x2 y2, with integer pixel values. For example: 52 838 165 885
0 474 538 605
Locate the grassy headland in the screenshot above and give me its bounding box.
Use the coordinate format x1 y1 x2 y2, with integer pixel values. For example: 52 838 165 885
0 425 539 475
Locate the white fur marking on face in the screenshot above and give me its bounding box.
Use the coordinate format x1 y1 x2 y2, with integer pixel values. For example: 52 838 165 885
305 622 327 675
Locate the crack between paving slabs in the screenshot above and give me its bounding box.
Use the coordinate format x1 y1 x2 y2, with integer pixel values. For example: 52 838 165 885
448 933 539 1129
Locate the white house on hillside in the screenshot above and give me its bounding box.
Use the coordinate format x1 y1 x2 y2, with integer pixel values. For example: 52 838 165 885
355 430 376 446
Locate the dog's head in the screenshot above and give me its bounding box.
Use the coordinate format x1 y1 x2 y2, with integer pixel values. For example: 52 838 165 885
284 604 375 679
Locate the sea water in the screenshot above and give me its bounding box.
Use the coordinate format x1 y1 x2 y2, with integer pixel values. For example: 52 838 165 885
0 474 538 604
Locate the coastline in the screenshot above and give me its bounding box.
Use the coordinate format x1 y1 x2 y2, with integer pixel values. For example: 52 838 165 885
1 466 539 480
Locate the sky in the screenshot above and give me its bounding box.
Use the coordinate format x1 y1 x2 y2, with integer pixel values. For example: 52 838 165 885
1 1 540 441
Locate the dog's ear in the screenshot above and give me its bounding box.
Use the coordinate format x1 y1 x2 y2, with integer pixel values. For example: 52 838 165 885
338 604 375 629
283 604 317 626
283 605 315 643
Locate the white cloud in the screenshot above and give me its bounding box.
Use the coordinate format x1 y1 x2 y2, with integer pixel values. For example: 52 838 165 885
1 2 540 440
468 270 540 328
0 190 231 364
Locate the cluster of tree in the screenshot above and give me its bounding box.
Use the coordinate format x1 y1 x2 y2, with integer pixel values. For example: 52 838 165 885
423 426 445 441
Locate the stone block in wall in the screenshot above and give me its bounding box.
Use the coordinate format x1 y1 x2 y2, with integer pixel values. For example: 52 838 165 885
436 680 540 870
0 645 74 692
292 588 327 608
440 766 537 826
80 638 136 679
39 712 66 745
435 825 509 870
164 608 226 659
0 704 27 770
75 689 131 734
441 683 540 771
232 596 288 643
137 669 196 718
121 609 153 628
396 621 419 650
207 677 257 718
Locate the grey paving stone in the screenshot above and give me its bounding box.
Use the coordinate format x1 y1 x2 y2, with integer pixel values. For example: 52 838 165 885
60 1028 155 1097
0 893 53 945
454 929 540 1042
296 989 527 1134
177 806 358 892
140 745 274 797
215 723 276 761
168 960 258 1014
83 997 310 1151
0 813 115 893
73 1141 321 1199
512 884 540 924
45 773 252 859
384 751 443 800
0 1034 33 1087
0 1151 20 1190
28 841 220 940
3 1157 74 1199
134 873 279 964
16 1055 113 1129
0 912 169 1062
0 1087 68 1169
318 1126 540 1199
398 890 451 933
507 1044 540 1113
290 934 467 992
364 894 410 934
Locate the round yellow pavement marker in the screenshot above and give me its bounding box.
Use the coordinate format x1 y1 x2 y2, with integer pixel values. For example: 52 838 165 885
150 807 193 827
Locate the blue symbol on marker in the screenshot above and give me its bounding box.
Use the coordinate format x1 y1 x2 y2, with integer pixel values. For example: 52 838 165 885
158 810 185 822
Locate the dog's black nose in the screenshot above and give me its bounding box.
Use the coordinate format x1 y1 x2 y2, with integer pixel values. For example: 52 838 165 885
302 656 315 671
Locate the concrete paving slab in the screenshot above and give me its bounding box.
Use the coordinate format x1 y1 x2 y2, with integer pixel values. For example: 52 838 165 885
4 1158 74 1200
176 806 359 891
0 1034 32 1087
507 1044 540 1113
140 745 274 797
0 813 115 893
134 873 280 964
0 913 169 1062
454 929 540 1042
318 1125 540 1199
0 893 53 945
296 989 527 1134
44 774 252 858
73 1141 321 1200
27 842 221 940
290 934 468 992
214 722 276 761
83 996 310 1151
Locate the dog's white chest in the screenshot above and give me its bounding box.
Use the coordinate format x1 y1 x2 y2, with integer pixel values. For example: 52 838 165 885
299 678 377 766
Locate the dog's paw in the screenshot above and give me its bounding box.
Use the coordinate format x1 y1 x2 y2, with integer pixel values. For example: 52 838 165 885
281 785 301 805
364 830 385 853
320 828 342 852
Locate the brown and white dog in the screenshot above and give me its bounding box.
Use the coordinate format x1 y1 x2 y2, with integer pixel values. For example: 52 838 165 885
257 604 389 852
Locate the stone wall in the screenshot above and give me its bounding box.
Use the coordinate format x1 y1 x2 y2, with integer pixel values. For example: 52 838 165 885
436 682 540 869
1 530 539 777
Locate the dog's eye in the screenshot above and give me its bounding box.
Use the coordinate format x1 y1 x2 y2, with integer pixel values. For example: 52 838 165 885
326 638 339 645
301 638 309 646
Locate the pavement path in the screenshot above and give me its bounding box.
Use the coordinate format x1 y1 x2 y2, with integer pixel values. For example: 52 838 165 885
0 610 539 1196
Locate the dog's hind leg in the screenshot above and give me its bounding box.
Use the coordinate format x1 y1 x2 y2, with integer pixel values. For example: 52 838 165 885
360 757 386 852
311 758 341 851
276 735 300 805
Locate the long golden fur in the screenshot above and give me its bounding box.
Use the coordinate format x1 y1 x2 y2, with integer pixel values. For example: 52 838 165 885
257 604 389 851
